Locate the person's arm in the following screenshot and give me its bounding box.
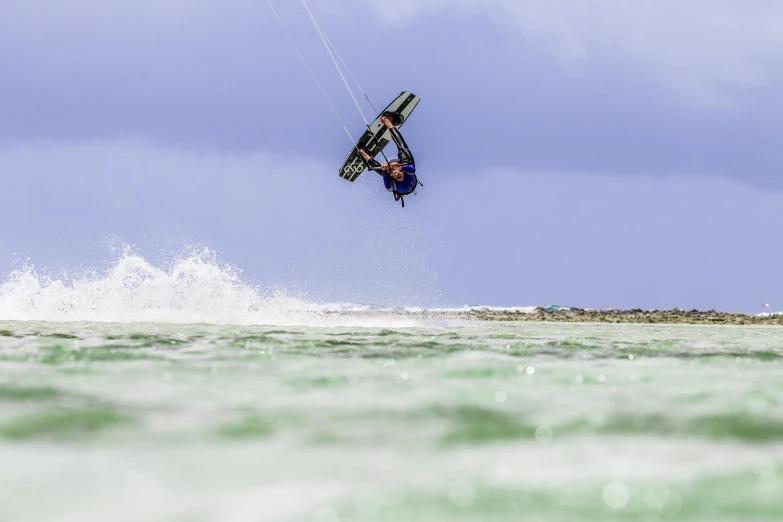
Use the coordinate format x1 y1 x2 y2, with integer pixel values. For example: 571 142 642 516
382 116 415 166
382 172 394 191
359 149 386 174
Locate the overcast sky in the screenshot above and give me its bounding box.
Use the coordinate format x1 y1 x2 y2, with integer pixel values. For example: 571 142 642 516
2 0 782 311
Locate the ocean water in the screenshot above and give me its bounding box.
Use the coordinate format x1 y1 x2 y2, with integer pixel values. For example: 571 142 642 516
1 255 782 522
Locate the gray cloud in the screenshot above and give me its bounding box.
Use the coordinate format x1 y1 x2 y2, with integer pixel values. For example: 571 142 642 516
1 0 781 189
366 0 783 108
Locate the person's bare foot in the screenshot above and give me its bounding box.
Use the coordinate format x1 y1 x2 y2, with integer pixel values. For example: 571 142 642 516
381 115 395 129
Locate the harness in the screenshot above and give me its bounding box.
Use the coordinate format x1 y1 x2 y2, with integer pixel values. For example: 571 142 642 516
391 175 423 208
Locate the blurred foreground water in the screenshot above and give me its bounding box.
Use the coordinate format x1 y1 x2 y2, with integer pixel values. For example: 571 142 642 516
1 319 782 522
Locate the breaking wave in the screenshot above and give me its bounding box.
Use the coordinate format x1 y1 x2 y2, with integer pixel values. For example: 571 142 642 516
0 249 433 327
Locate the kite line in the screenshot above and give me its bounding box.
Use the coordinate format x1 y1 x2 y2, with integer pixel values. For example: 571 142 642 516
264 0 357 149
265 0 391 164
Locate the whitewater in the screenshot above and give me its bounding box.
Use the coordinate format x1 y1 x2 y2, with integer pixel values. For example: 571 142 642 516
0 250 456 327
1 252 782 522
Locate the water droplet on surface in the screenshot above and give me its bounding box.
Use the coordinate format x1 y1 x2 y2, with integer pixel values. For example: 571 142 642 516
384 484 408 506
492 464 512 480
312 507 340 522
353 491 384 517
400 372 410 381
535 425 553 443
642 483 670 510
526 367 535 375
415 506 445 520
603 481 630 510
755 460 775 479
628 354 634 360
494 390 507 403
662 491 683 516
448 479 475 507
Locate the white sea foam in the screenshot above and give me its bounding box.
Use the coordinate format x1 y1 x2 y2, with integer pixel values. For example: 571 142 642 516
0 249 440 327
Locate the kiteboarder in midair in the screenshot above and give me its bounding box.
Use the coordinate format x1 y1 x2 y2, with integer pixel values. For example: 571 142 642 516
359 114 419 206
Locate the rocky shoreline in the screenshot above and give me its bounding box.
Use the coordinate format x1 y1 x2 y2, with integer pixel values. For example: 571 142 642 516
465 307 783 325
323 307 783 325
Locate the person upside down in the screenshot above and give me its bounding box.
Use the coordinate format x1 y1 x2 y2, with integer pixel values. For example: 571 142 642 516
359 114 420 206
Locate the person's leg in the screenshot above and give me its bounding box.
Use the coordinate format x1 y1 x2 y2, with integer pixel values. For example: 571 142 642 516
380 113 414 165
388 127 414 166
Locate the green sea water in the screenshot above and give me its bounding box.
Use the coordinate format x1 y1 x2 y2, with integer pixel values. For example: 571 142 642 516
1 319 782 522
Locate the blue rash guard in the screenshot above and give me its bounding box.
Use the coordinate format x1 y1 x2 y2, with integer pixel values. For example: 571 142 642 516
383 165 417 195
364 124 418 204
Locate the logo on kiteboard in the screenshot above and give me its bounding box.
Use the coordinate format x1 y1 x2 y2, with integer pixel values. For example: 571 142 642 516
341 157 365 178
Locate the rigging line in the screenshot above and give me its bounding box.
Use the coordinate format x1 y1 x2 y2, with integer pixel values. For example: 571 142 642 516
311 17 379 115
302 3 390 165
264 0 358 149
301 0 370 126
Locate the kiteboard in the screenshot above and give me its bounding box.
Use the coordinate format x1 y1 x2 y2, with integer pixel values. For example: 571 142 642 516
338 91 420 182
